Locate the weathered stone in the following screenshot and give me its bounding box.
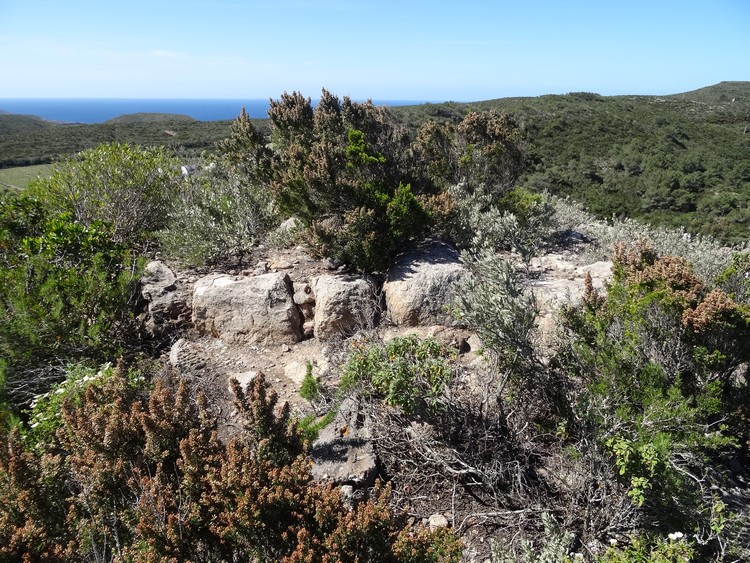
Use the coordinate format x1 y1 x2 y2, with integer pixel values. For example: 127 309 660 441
311 398 377 487
312 274 378 340
531 257 612 353
228 370 259 393
168 338 207 373
466 334 483 353
293 281 316 320
270 259 293 270
429 514 450 529
192 272 303 345
283 360 308 386
303 320 315 339
140 260 191 338
293 282 315 305
384 241 466 326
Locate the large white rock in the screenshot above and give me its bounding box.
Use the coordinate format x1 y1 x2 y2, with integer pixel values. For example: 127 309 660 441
312 274 378 340
384 241 466 326
192 272 303 345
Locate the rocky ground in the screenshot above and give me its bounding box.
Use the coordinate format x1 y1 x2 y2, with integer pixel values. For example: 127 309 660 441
139 239 614 551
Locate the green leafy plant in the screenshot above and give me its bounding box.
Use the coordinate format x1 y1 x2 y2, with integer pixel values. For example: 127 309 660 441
598 533 694 563
299 360 321 402
29 142 179 245
558 243 747 535
0 197 142 406
340 335 455 415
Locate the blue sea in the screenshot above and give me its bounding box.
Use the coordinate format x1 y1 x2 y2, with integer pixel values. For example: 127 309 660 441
0 98 428 124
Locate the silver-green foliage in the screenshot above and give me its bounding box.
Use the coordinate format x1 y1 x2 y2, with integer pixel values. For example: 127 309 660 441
448 184 554 264
454 248 538 374
31 142 179 244
490 513 575 563
158 162 277 266
550 196 745 282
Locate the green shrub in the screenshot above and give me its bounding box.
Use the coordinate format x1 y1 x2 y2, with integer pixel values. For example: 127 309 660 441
557 244 748 535
311 181 431 272
218 91 527 272
597 533 694 563
299 361 321 402
296 410 335 443
0 196 141 406
340 335 455 415
714 250 750 305
158 160 277 266
29 142 179 245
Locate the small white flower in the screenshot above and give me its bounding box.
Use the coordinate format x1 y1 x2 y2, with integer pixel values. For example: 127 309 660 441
609 538 617 546
675 531 684 539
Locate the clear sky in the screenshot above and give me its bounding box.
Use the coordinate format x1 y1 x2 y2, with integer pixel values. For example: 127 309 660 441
1 0 748 101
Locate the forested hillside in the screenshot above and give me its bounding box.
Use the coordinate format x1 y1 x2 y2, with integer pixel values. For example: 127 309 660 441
0 113 239 167
3 82 748 243
390 82 750 244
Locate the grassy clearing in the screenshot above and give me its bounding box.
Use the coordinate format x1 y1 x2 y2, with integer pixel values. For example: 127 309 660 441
0 163 53 190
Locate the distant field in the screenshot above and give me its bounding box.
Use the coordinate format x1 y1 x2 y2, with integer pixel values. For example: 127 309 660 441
0 163 53 190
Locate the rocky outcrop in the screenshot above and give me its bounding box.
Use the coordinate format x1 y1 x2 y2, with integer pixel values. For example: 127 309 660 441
384 241 466 326
312 274 378 340
192 272 303 345
311 398 377 487
531 254 612 351
140 260 191 339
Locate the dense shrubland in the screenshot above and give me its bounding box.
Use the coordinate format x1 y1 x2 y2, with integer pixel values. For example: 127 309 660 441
0 196 143 410
0 88 749 561
1 364 460 561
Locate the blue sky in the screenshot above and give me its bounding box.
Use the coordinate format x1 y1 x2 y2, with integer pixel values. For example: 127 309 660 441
1 0 748 101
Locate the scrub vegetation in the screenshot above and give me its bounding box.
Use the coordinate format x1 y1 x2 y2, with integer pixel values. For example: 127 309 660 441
0 84 748 561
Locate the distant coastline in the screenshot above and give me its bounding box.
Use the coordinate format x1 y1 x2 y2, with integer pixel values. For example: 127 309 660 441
0 98 430 124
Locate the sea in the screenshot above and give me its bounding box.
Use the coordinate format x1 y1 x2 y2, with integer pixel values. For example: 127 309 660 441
0 98 429 124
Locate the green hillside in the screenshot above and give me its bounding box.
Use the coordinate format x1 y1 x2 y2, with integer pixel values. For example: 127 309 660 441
0 114 55 136
667 80 750 103
2 83 749 242
0 163 52 192
0 116 237 166
392 82 750 244
104 112 197 124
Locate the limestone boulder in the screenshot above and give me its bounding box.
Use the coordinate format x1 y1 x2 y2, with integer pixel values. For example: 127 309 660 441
140 260 192 339
311 398 377 487
192 272 303 345
384 241 466 326
312 274 378 340
293 281 316 320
